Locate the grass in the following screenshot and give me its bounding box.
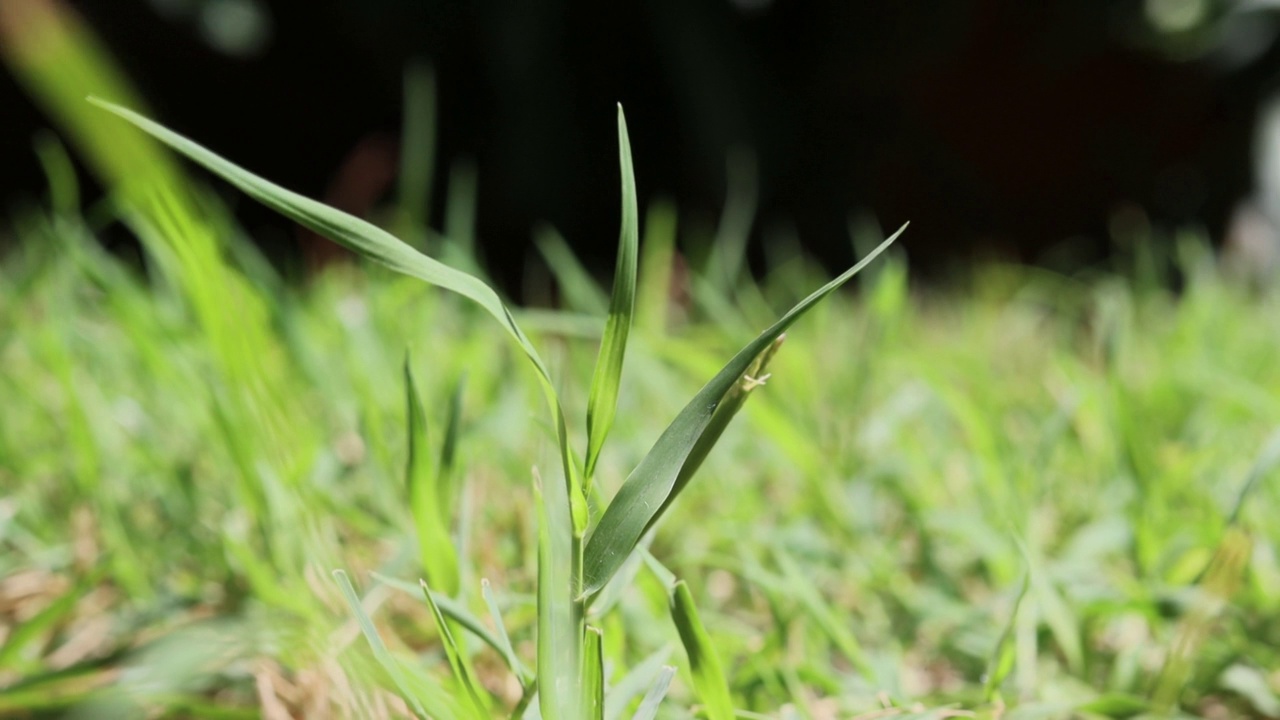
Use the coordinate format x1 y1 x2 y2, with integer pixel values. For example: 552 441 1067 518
4 170 1280 718
3 9 1280 718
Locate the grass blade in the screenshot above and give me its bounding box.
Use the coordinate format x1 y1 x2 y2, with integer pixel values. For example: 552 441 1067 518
397 60 436 248
583 224 906 597
583 626 605 720
535 469 582 720
983 571 1031 702
373 572 530 680
420 579 492 718
332 570 430 719
439 374 467 530
482 578 535 687
669 580 735 720
629 666 676 720
583 105 640 485
405 354 460 595
603 647 672 720
535 224 608 314
90 98 588 536
636 199 677 334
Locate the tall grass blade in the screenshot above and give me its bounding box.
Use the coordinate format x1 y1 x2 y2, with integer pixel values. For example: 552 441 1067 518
420 579 492 718
603 647 672 720
439 374 467 529
332 570 430 719
535 470 582 720
583 225 906 596
983 571 1031 702
397 60 436 248
583 626 605 720
669 581 734 720
583 105 640 485
629 666 676 720
536 224 608 314
482 578 534 686
636 199 677 334
405 354 460 595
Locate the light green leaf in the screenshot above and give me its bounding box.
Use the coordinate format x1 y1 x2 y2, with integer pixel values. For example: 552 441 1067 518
332 570 431 719
421 579 491 718
583 225 905 597
405 354 460 596
669 581 734 720
482 578 535 687
372 571 527 679
90 97 588 539
630 666 676 720
983 571 1030 702
603 647 672 720
584 105 640 486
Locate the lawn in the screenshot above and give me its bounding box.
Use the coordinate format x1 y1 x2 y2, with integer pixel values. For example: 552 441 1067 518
2 13 1280 718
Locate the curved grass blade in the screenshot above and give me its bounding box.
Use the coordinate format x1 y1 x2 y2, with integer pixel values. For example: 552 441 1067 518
405 354 460 596
584 105 640 485
629 666 676 720
90 98 588 534
420 579 492 718
583 225 906 597
669 581 734 720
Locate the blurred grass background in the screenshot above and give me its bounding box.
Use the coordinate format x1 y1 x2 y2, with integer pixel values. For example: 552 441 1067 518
2 1 1280 718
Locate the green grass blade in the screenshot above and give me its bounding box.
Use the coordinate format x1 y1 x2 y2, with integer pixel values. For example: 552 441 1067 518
482 578 535 687
636 199 677 334
629 666 676 720
420 579 492 718
90 99 542 374
405 354 461 596
983 571 1031 702
583 105 640 485
669 581 734 720
583 225 906 597
438 374 467 529
603 647 672 720
535 224 608 314
535 470 583 720
92 96 590 545
372 572 529 679
583 626 605 720
332 570 430 719
397 60 436 248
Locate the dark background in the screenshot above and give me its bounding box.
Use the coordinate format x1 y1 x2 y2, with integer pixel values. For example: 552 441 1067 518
4 0 1280 283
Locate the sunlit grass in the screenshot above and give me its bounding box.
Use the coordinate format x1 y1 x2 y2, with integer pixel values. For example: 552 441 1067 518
2 5 1280 717
3 186 1279 716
